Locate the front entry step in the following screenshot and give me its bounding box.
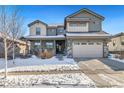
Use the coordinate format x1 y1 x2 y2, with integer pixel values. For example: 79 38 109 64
56 54 64 61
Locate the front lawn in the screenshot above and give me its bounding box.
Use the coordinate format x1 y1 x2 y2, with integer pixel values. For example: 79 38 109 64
0 55 79 72
0 73 95 88
0 55 96 88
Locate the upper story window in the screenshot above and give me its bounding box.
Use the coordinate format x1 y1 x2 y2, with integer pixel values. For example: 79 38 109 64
113 40 116 46
79 22 87 27
57 28 64 32
69 22 77 27
47 28 56 36
57 27 64 34
36 27 41 35
69 22 87 27
48 28 56 32
121 40 124 45
51 28 56 32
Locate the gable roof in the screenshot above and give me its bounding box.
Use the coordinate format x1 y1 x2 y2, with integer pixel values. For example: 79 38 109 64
112 32 124 38
28 20 47 27
65 8 105 20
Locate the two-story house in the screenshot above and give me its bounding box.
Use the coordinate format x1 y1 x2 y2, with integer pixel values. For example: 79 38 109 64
26 8 110 58
108 32 124 53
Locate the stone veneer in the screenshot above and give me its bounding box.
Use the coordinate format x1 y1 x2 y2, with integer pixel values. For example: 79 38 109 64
67 39 109 58
103 41 109 58
67 39 73 58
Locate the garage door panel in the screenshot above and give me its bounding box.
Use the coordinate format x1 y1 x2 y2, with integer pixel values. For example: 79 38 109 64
73 41 103 58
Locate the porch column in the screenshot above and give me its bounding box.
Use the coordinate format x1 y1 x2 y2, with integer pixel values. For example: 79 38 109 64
54 40 56 56
40 40 42 51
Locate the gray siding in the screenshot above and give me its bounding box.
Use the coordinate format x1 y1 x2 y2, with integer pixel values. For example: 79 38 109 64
29 22 47 36
47 28 57 36
66 11 102 32
57 27 65 35
47 27 65 36
89 19 101 32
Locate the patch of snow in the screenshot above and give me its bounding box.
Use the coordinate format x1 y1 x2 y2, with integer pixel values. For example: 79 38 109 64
110 58 124 63
0 73 95 88
66 33 110 37
108 54 124 63
26 35 65 39
0 56 79 72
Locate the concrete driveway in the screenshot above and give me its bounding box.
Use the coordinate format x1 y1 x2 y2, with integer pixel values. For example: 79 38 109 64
77 58 124 87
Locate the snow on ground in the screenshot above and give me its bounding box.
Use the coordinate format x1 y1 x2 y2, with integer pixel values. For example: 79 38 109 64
0 73 96 88
0 56 79 72
109 58 124 63
108 54 124 63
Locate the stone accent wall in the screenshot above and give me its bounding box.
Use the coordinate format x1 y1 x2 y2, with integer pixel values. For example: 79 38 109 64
67 39 73 58
103 41 109 58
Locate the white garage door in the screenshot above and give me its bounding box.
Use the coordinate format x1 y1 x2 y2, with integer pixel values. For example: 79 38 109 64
73 41 103 58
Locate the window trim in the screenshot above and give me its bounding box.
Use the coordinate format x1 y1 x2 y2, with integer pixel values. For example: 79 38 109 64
46 42 54 48
96 42 101 45
88 42 94 45
36 27 41 35
69 22 87 27
81 42 87 45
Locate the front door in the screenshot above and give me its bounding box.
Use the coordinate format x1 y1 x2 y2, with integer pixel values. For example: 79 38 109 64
56 40 65 54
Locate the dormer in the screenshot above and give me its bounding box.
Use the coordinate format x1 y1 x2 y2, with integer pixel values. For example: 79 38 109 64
28 20 47 36
64 8 104 32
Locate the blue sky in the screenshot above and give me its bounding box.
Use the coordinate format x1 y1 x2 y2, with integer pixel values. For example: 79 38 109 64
16 5 124 35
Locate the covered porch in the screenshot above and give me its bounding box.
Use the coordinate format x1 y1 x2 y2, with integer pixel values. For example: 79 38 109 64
26 35 66 57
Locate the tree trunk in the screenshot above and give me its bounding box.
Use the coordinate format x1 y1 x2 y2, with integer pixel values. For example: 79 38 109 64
12 41 15 64
4 38 8 78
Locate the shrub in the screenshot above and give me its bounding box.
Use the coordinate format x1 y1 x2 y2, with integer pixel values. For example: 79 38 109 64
38 49 53 59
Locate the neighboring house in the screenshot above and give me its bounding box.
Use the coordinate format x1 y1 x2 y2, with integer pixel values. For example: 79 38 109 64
16 39 30 55
0 33 29 57
26 8 110 58
108 32 124 53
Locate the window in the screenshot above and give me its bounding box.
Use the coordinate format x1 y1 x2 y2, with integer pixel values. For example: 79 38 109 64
51 29 56 32
88 42 94 45
113 41 116 46
48 28 56 32
36 27 41 35
74 42 80 45
96 42 101 45
79 22 87 27
46 42 53 48
121 40 124 45
57 28 64 33
81 43 87 45
35 42 40 46
69 22 77 27
69 22 87 27
34 41 40 49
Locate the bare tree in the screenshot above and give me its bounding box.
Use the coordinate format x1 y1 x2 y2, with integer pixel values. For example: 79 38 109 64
0 6 24 78
10 7 24 64
0 6 10 78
